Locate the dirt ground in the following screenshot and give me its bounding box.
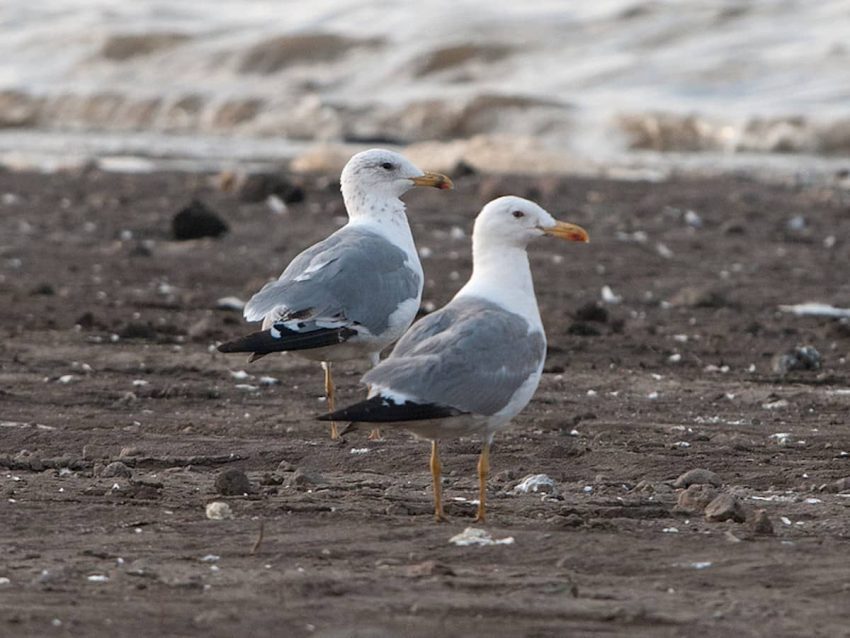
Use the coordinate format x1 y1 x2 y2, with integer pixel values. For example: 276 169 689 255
1 164 849 638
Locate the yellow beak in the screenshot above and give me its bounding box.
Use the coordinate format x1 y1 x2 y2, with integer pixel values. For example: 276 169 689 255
410 171 454 190
542 220 590 243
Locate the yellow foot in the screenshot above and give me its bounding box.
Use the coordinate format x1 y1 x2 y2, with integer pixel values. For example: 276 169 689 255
434 512 449 523
368 427 382 441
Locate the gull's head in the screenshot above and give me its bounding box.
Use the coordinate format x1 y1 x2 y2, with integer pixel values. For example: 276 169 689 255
474 196 589 249
340 149 453 205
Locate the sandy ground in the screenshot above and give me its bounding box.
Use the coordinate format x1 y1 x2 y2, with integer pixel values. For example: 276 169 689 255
1 166 850 638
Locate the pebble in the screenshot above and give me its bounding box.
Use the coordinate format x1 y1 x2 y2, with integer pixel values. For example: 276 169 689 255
748 509 775 535
100 461 132 479
676 484 719 513
704 493 747 523
214 469 252 496
404 560 455 577
172 200 228 241
511 474 557 495
277 460 295 472
205 501 234 520
673 468 722 488
286 468 327 489
573 302 608 323
772 345 822 375
449 527 514 547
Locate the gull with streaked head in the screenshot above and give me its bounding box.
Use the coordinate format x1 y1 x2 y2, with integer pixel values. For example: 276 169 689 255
219 149 453 439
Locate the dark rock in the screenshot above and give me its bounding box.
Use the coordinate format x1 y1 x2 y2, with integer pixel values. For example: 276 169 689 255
772 345 822 375
567 322 601 336
704 493 747 523
285 468 327 489
675 484 719 513
574 302 609 323
172 200 228 241
673 468 722 488
237 173 305 204
747 509 774 535
452 160 478 178
101 461 132 478
30 283 55 296
118 322 158 340
259 472 284 486
127 480 163 499
214 469 252 496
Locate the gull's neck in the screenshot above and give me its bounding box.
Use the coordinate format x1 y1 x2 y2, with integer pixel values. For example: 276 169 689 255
343 187 419 260
456 240 542 329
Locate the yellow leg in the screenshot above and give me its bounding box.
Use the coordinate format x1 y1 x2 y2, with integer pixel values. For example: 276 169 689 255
474 440 491 523
430 440 447 522
364 384 381 440
322 362 339 440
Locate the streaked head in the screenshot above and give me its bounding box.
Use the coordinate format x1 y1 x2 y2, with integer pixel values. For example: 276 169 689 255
340 149 452 206
473 196 589 249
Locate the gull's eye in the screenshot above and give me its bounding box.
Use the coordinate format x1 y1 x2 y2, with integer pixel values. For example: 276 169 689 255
381 162 395 170
512 210 525 219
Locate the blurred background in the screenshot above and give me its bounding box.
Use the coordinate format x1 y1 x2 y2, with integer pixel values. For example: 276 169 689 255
1 0 849 174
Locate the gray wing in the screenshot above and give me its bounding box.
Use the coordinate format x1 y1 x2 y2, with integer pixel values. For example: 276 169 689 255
363 297 546 416
244 226 420 336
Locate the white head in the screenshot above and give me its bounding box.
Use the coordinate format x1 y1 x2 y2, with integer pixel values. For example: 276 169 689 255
340 149 452 215
473 196 589 251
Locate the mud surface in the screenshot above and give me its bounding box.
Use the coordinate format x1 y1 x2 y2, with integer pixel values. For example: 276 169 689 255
1 167 850 637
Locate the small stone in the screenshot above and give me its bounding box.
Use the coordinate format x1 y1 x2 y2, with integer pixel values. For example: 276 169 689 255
259 472 284 486
236 173 305 204
573 302 608 323
772 346 822 375
100 461 132 479
172 200 228 241
214 469 252 496
834 477 850 493
704 493 747 523
675 484 719 513
673 468 722 488
748 509 774 535
511 474 557 495
205 501 234 520
404 560 455 578
669 286 728 308
567 321 602 337
276 460 295 472
286 468 326 489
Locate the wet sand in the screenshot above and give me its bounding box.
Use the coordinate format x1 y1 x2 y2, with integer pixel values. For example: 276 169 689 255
1 166 849 637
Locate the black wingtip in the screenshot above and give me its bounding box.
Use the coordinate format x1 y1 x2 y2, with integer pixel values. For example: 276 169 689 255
218 325 356 355
318 395 467 423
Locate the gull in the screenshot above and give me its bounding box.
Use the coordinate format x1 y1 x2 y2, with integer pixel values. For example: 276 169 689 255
321 196 589 521
218 149 453 439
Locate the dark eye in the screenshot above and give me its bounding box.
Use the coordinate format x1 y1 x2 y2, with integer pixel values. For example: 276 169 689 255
512 210 524 219
381 162 394 170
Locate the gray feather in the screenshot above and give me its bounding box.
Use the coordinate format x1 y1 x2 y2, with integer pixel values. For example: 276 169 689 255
363 297 546 416
244 226 420 336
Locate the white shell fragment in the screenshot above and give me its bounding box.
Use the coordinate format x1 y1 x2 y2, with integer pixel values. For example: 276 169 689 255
205 501 234 520
778 303 850 318
449 527 515 547
511 474 556 495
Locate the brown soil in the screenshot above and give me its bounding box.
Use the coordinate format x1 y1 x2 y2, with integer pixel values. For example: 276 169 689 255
1 166 849 637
